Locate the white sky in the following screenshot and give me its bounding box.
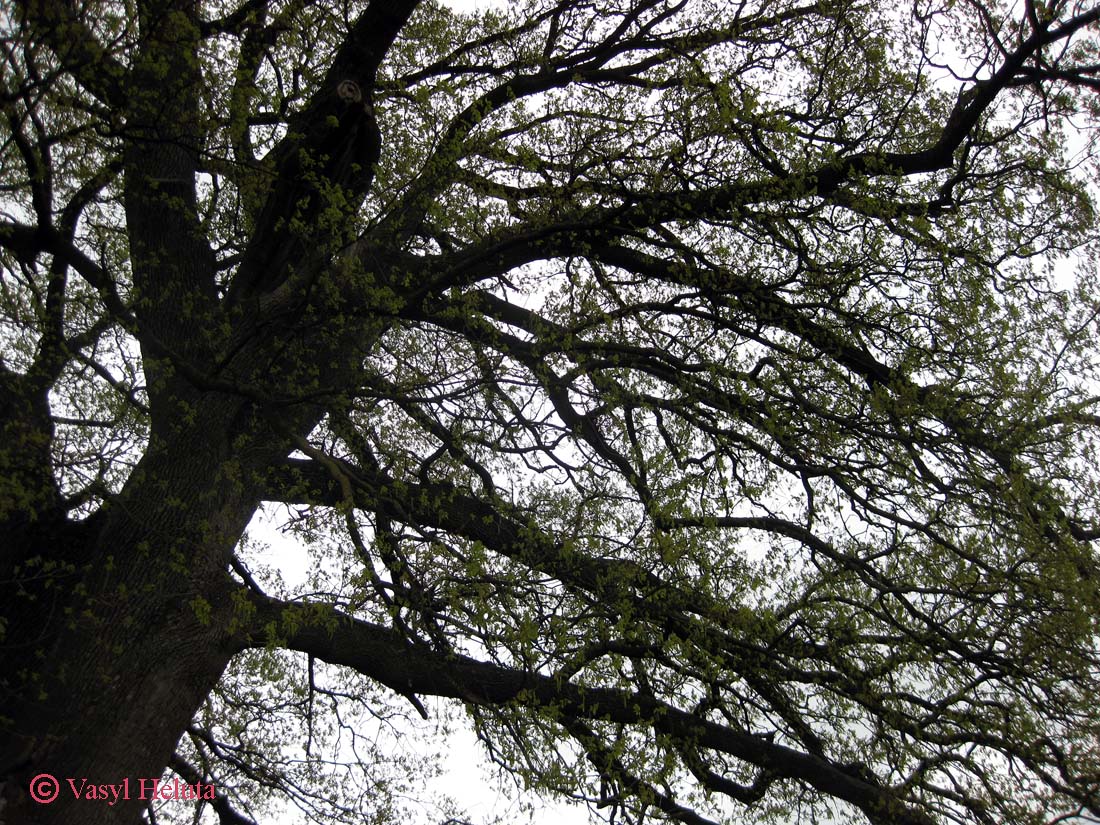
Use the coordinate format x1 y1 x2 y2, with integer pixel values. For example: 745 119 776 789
251 505 596 825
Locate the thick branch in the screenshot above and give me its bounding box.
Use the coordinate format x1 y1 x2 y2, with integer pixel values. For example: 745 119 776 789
14 0 128 108
404 5 1100 301
230 0 422 300
260 457 756 637
242 593 936 825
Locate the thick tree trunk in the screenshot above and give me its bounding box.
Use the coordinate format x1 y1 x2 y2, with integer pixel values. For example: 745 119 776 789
1 587 237 824
1 417 257 824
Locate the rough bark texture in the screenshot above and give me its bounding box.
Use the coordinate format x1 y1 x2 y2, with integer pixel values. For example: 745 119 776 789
2 2 1100 825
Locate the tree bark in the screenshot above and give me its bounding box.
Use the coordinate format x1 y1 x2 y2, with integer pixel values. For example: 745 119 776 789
1 405 258 824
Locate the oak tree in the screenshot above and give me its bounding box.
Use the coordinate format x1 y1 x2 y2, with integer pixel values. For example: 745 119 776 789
2 0 1100 823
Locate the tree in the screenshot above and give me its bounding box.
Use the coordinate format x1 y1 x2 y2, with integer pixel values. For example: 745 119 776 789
2 0 1100 822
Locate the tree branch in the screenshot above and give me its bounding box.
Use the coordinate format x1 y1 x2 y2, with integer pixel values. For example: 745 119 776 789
14 0 128 108
230 0 422 300
241 592 937 825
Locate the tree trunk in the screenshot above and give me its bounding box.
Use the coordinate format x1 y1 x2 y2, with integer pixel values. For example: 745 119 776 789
1 411 256 824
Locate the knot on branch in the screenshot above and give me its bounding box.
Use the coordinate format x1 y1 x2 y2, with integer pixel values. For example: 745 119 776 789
336 80 363 104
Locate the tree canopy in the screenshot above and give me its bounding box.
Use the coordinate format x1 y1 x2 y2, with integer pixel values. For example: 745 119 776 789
2 0 1100 823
